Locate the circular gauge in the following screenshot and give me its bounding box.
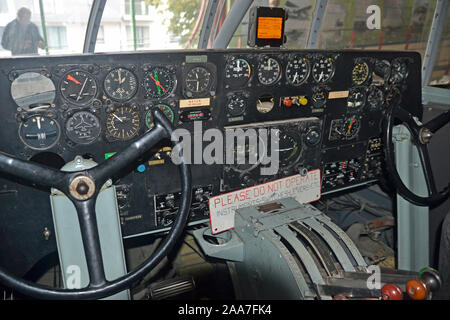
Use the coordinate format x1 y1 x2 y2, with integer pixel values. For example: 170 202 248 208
225 58 251 87
231 135 266 173
312 57 335 83
374 60 391 84
257 56 281 85
144 66 176 99
227 95 246 117
256 94 275 113
389 59 408 84
106 106 140 140
367 86 384 110
312 89 327 107
11 72 56 109
65 111 101 145
184 67 211 93
145 104 175 129
344 117 360 140
347 87 366 109
60 70 98 105
386 86 401 107
104 68 138 101
352 62 370 85
19 114 60 150
274 130 302 169
305 128 321 146
286 56 309 86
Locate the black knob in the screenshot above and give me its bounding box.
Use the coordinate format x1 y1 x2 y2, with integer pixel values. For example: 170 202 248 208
76 181 89 195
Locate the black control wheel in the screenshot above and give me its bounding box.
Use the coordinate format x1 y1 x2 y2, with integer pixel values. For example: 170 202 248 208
0 108 192 299
383 105 450 207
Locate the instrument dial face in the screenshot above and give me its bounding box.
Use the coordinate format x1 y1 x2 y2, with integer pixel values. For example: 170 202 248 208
367 86 384 110
274 130 302 169
286 56 309 85
389 59 408 84
104 68 138 101
106 106 140 140
386 86 401 106
257 56 281 85
19 115 61 150
312 57 335 83
347 87 366 109
312 89 327 107
144 67 176 99
305 128 321 146
344 117 360 140
225 58 251 86
231 135 266 173
60 70 97 105
65 111 101 145
352 62 370 85
145 104 174 128
185 67 211 93
227 95 246 117
329 117 360 141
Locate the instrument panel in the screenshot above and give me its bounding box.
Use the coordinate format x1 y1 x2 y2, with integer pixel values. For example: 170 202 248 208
0 49 422 275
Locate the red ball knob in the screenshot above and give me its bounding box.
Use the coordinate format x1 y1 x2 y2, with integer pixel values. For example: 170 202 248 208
406 279 428 300
283 98 293 107
381 283 403 300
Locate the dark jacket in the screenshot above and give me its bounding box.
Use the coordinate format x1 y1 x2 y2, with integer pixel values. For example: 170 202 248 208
1 19 43 55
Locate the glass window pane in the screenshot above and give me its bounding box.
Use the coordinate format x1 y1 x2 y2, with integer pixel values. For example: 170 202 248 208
318 0 437 59
429 4 450 86
97 0 205 52
0 0 92 56
0 0 8 14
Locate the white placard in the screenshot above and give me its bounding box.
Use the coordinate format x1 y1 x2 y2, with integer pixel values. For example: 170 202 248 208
208 169 321 234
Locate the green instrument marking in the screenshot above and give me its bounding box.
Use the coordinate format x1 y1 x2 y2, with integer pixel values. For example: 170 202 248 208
105 152 116 159
155 72 161 94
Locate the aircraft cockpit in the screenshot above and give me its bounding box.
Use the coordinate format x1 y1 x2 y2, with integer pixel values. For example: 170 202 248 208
0 0 449 304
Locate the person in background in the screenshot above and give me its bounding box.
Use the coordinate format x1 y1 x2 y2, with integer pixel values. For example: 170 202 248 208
1 7 45 56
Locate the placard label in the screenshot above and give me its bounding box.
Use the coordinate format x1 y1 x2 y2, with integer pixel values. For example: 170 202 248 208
208 170 321 234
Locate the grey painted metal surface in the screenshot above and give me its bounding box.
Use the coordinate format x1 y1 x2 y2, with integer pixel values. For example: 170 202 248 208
306 0 328 49
198 0 221 49
274 225 325 285
83 0 107 53
192 228 244 262
315 215 367 268
194 197 368 299
303 217 355 271
421 0 449 87
50 157 129 300
212 0 253 49
422 86 450 106
393 125 429 271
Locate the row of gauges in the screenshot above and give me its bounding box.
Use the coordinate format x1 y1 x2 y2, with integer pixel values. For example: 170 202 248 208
18 104 175 150
347 85 402 111
60 67 176 105
59 65 215 105
224 55 335 87
351 58 409 86
225 83 398 119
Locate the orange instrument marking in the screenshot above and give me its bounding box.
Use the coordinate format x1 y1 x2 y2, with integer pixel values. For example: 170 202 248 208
67 74 81 85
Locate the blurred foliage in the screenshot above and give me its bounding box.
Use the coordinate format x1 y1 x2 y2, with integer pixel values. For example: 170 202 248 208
145 0 203 46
